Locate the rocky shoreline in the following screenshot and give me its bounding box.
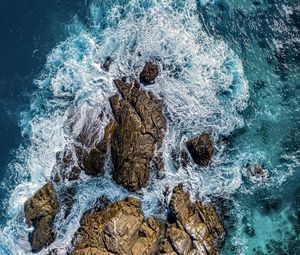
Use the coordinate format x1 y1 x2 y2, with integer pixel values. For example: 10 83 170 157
24 62 225 254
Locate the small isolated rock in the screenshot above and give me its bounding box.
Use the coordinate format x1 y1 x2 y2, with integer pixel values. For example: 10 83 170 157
140 62 159 84
24 182 59 252
247 165 268 183
186 133 214 167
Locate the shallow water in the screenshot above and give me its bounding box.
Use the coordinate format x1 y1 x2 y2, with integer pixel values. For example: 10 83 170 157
0 0 299 254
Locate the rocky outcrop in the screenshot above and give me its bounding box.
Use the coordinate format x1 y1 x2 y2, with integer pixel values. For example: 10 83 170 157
24 182 59 252
186 134 214 167
110 79 166 191
160 185 225 255
24 62 227 254
71 186 224 255
71 197 162 255
140 62 159 84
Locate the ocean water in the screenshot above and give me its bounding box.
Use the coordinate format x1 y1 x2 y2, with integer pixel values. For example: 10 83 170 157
0 0 299 254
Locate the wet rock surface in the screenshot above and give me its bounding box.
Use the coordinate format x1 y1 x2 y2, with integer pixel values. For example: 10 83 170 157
110 79 166 191
186 134 214 167
24 182 59 251
159 185 225 255
140 62 159 84
71 197 162 255
71 186 224 255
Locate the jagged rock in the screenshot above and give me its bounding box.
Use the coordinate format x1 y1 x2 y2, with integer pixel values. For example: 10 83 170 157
80 119 116 176
71 197 162 255
159 185 225 255
110 79 166 191
24 182 59 251
140 62 159 84
186 134 214 167
52 149 80 182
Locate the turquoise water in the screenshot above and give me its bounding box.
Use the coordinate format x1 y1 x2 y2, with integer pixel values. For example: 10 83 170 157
0 0 299 254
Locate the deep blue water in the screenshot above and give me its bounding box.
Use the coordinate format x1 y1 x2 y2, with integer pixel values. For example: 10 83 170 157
0 0 89 203
0 0 299 254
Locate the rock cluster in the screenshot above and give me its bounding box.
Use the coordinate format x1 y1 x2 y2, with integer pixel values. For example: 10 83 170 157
53 64 165 190
24 62 224 254
71 185 224 255
24 182 58 252
247 165 268 183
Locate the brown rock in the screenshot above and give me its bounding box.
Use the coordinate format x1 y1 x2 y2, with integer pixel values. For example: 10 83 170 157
81 119 117 176
52 116 116 181
24 182 59 251
110 79 166 191
71 197 162 255
159 185 225 255
140 62 159 84
186 134 214 167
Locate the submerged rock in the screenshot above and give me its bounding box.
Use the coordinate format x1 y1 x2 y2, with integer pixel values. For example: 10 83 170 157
101 56 112 72
71 197 162 255
24 182 59 252
110 79 166 191
52 116 116 181
186 133 214 167
247 165 268 183
140 62 159 84
160 185 225 254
